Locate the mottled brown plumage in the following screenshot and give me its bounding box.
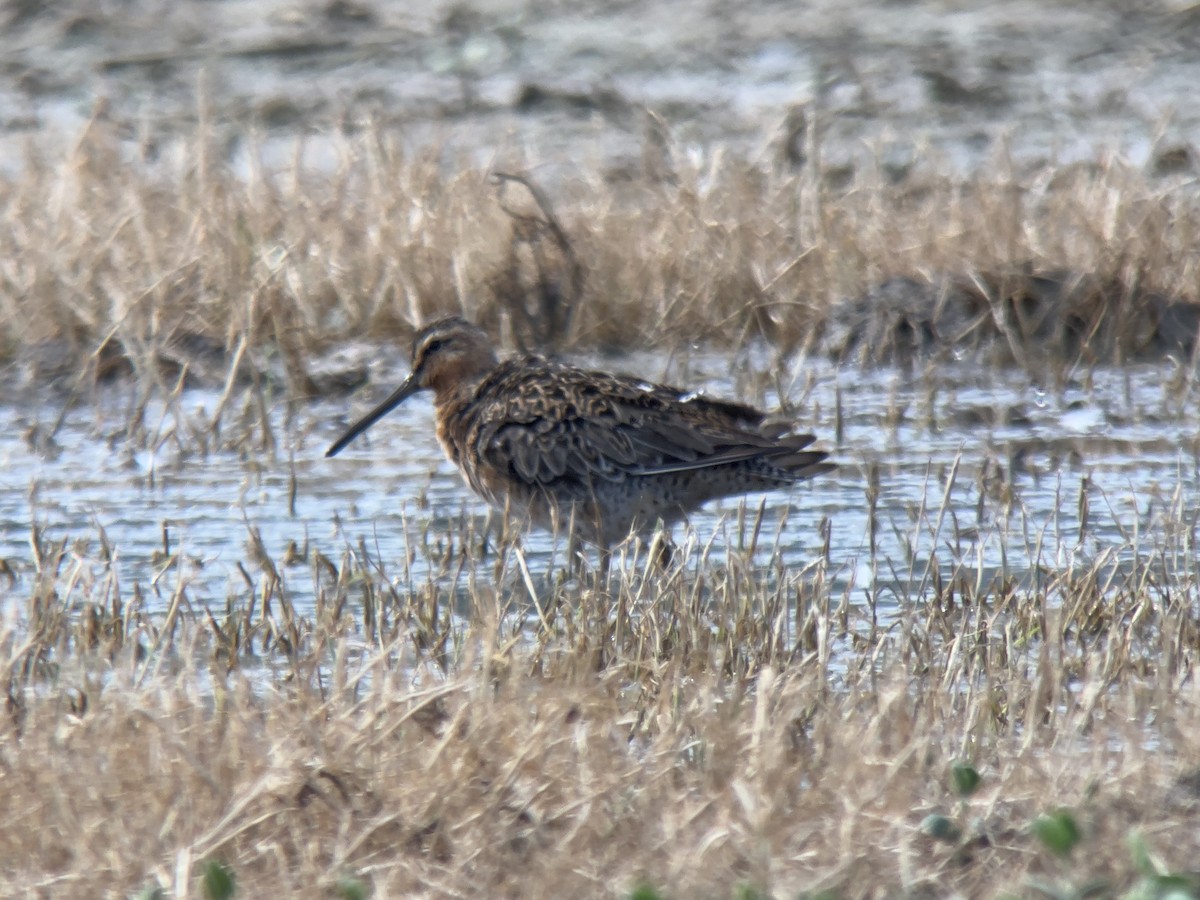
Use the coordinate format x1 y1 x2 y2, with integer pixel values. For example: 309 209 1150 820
327 317 833 547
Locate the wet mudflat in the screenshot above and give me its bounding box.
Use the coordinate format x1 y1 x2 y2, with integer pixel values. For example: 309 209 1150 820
3 0 1200 178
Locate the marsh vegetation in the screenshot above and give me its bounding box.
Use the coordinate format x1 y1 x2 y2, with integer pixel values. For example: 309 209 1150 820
3 2 1200 894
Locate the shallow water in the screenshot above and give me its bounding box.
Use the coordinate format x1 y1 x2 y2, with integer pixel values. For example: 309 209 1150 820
1 353 1197 623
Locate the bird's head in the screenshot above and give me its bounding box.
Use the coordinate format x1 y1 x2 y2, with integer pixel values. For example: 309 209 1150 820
406 316 497 395
326 316 498 457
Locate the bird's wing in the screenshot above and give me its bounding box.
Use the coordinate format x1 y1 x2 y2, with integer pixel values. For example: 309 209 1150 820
474 363 819 486
629 433 823 476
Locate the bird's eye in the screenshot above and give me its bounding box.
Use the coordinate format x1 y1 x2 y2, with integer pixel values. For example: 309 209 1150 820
425 338 447 354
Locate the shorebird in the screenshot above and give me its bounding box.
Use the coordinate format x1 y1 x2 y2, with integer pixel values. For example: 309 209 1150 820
326 317 833 549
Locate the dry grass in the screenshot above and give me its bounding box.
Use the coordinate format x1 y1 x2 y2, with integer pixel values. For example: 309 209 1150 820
2 115 1199 415
3 489 1200 898
4 118 1200 897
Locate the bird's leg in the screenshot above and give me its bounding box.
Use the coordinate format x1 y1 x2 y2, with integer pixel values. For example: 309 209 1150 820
588 505 614 597
562 505 588 583
597 544 613 593
647 527 676 571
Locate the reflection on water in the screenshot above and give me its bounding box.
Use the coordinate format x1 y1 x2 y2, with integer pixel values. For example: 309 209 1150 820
0 355 1197 621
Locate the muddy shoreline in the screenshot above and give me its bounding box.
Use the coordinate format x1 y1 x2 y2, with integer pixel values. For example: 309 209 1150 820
9 263 1200 405
3 0 1200 178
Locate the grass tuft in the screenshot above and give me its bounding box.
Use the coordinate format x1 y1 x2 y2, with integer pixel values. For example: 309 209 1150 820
3 122 1198 419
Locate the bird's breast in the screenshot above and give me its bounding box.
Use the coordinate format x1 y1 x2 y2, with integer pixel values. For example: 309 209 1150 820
433 396 468 469
433 387 505 503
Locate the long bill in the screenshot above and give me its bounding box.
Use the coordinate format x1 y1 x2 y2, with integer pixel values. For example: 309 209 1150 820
326 375 421 457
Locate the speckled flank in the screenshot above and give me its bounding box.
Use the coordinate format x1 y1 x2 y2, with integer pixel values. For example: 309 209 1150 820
329 316 834 547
